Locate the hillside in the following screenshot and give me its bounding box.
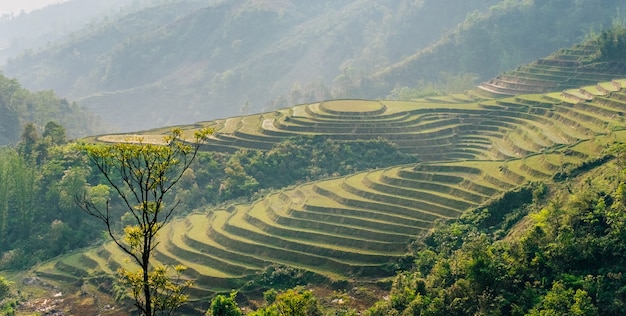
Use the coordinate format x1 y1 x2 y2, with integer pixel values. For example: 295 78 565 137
32 73 626 313
362 0 626 99
23 34 622 312
0 73 107 145
0 0 560 131
0 0 138 65
4 0 622 132
2 3 626 314
362 153 626 315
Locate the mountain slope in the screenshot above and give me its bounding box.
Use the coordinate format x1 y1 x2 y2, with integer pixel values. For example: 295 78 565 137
2 0 500 131
362 0 626 98
0 74 107 145
45 73 626 306
14 29 626 312
0 0 147 65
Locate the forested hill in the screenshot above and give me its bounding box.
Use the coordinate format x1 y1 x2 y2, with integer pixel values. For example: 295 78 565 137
0 0 582 132
360 0 626 98
4 0 624 132
0 0 138 65
0 73 107 145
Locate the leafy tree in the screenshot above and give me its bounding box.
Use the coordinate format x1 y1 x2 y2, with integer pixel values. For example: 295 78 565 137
77 128 212 316
18 122 40 161
597 26 626 61
207 291 243 316
528 282 598 316
220 156 259 200
249 287 322 316
0 275 11 300
42 121 67 145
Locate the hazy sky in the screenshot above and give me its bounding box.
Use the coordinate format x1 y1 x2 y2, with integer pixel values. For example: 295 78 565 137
0 0 69 16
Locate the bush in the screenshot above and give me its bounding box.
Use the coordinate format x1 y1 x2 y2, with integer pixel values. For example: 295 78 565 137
207 291 243 316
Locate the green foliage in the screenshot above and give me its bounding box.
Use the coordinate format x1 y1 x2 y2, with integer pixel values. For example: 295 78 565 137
527 282 599 316
366 149 626 315
78 128 211 316
0 275 11 300
207 291 243 316
249 287 322 316
251 265 318 291
0 132 107 269
215 136 416 201
0 73 104 145
119 264 192 316
178 136 415 204
597 26 626 61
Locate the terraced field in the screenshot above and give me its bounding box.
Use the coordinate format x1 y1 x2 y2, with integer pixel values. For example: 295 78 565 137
478 43 626 96
102 80 626 161
37 79 626 305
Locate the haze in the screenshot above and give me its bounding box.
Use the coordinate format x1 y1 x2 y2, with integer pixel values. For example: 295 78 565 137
0 0 69 16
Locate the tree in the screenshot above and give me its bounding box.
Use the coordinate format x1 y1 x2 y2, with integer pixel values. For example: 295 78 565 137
42 121 66 145
207 291 243 316
77 128 212 316
598 26 626 61
249 287 323 316
0 275 11 300
18 122 39 160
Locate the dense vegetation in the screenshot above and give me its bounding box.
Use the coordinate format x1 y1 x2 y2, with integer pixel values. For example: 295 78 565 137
210 136 416 202
0 125 102 269
362 155 626 315
0 73 106 146
598 26 626 61
199 148 626 315
0 130 413 271
365 0 626 99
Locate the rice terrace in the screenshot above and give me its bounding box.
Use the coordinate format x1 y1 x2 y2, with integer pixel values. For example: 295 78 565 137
28 33 626 310
5 1 626 315
37 38 626 311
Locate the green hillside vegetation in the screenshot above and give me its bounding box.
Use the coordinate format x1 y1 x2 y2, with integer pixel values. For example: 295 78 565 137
7 0 622 131
26 74 626 313
363 0 626 99
0 73 107 145
362 154 626 315
3 19 626 315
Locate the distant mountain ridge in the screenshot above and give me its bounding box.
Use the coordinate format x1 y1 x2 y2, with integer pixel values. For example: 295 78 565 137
2 0 625 133
0 0 148 65
362 0 626 98
2 0 501 131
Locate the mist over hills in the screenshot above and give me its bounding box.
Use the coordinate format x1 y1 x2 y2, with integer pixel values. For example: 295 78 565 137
362 0 626 98
4 0 624 132
3 0 502 131
0 0 151 65
0 73 107 145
